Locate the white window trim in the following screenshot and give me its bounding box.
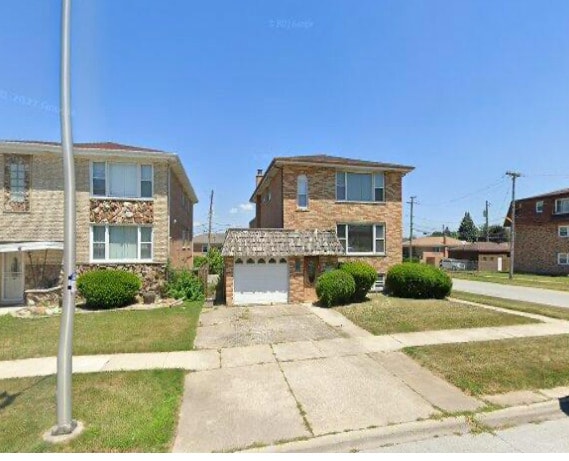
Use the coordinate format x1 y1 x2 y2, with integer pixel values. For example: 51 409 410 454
337 222 386 256
554 198 569 215
536 201 544 213
558 253 569 265
90 161 154 200
559 226 569 238
90 224 153 263
335 171 385 203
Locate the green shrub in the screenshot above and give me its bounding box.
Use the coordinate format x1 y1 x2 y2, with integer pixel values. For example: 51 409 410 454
384 263 452 299
339 261 377 301
166 269 205 301
206 248 223 275
193 256 207 269
315 269 356 307
77 269 141 309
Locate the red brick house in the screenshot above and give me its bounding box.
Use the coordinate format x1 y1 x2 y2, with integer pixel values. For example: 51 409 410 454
448 242 510 272
222 155 414 305
505 188 569 274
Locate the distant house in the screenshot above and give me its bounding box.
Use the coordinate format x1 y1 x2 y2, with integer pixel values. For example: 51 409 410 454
402 236 464 266
0 141 197 306
222 154 414 305
193 232 225 256
505 188 569 274
448 242 510 272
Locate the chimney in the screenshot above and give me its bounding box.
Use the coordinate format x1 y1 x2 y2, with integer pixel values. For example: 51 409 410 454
256 169 263 186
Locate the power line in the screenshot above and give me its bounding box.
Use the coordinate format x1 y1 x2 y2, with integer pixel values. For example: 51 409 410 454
417 177 507 207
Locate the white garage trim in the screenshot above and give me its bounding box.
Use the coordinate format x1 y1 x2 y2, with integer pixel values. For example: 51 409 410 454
233 258 289 305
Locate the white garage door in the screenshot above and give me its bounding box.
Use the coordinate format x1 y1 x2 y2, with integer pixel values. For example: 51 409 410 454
234 258 289 305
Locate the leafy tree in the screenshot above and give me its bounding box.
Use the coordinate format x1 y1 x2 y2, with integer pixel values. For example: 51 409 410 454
458 212 478 242
206 247 224 275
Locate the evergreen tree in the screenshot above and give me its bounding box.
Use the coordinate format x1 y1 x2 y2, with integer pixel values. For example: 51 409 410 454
458 212 478 242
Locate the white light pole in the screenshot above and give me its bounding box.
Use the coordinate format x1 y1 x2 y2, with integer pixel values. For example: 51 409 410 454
52 0 78 436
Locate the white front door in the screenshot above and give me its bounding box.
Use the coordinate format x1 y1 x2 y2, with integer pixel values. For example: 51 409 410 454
2 252 24 303
234 258 289 305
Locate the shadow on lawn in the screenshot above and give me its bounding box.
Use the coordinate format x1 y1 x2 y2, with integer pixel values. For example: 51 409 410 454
0 375 49 410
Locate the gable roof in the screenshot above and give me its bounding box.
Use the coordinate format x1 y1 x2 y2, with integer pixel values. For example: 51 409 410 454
402 236 464 248
193 232 226 245
250 154 415 201
516 188 569 202
222 228 344 257
0 140 198 203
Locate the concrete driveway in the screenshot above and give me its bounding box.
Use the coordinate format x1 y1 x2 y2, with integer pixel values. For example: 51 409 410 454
453 279 569 309
173 304 483 452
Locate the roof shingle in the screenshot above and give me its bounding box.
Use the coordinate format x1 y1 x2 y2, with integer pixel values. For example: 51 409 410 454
222 228 344 257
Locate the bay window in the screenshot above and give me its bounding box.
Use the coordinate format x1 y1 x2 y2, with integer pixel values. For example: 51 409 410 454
336 223 386 255
336 172 385 202
91 225 153 261
91 162 153 199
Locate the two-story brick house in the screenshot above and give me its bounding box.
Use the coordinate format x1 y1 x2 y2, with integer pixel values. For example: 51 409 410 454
0 141 197 306
222 155 414 305
505 188 569 274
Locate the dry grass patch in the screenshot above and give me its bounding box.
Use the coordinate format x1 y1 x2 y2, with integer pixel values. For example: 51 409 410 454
451 291 569 321
451 271 569 292
336 294 538 335
0 370 184 452
0 301 202 361
405 335 569 396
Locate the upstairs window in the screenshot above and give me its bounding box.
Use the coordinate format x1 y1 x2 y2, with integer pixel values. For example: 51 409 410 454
559 226 569 238
336 172 385 202
91 162 153 199
555 198 569 215
536 201 544 213
297 175 308 208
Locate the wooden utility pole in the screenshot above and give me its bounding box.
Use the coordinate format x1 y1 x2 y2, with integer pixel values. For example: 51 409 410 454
506 172 521 279
484 200 490 242
407 196 416 261
207 190 214 251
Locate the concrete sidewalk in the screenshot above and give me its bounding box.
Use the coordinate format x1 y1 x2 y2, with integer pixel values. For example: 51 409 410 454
2 319 569 380
453 278 569 308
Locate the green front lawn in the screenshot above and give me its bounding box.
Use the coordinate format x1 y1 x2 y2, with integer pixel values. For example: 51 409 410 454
336 294 538 335
405 335 569 396
451 291 569 321
451 271 569 292
0 301 202 361
0 370 184 452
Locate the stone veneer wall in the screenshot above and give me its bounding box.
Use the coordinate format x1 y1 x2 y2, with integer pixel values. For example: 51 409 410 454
76 264 167 295
90 199 153 224
3 154 31 212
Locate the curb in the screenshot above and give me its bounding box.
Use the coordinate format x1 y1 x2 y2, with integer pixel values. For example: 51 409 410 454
242 400 569 453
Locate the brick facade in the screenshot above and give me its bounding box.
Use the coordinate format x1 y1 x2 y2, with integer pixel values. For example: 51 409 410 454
510 192 569 274
1 146 195 302
277 165 404 274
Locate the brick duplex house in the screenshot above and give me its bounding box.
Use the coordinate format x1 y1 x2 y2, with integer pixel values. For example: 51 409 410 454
505 188 569 274
222 155 414 305
0 141 197 305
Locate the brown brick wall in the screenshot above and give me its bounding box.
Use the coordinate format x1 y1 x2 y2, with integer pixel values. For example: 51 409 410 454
281 166 403 273
224 256 234 305
256 169 284 228
515 193 569 225
168 171 193 268
515 223 569 274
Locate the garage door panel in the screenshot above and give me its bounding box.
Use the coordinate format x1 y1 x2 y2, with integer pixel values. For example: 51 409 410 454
234 263 288 305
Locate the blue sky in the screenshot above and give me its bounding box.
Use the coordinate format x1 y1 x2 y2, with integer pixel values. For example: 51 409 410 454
2 0 569 237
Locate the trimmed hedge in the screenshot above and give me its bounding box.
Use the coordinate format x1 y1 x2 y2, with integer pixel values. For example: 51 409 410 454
339 261 377 301
315 269 356 308
384 263 452 299
77 269 141 309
